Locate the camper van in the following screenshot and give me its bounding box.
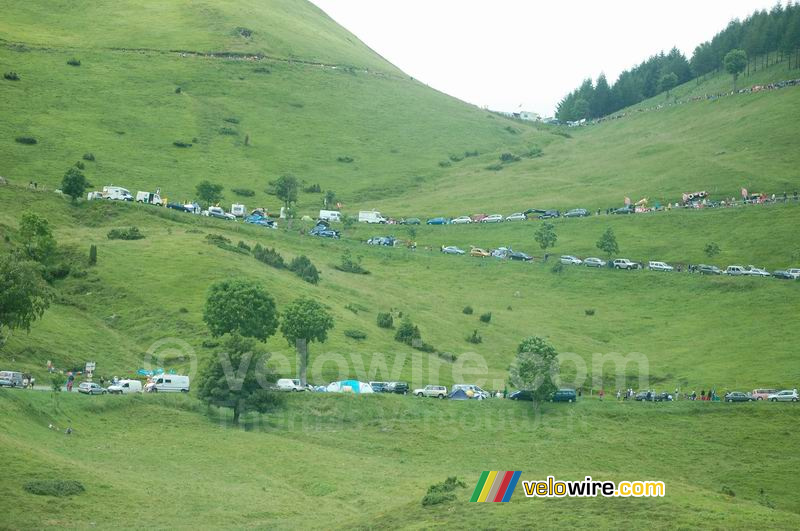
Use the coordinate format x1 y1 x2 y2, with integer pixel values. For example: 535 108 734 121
358 210 387 224
319 210 342 222
107 379 143 394
144 375 189 393
0 371 24 388
231 204 246 218
87 191 104 201
136 191 163 205
102 186 133 201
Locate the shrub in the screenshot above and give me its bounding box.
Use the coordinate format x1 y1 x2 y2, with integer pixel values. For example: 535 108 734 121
3 72 20 81
66 59 81 66
74 161 85 170
201 339 219 349
485 163 503 171
335 249 369 274
253 67 271 74
179 307 189 314
337 156 354 163
551 262 565 274
15 136 37 145
175 87 182 94
235 27 253 38
344 329 367 340
82 153 95 161
252 244 286 269
721 485 736 497
394 316 421 346
303 183 321 193
421 477 466 506
500 152 521 163
552 130 572 139
464 150 479 158
585 309 595 316
449 154 463 162
462 306 473 315
173 141 192 148
204 233 231 246
525 147 543 158
377 312 394 329
232 188 255 197
438 161 452 168
88 244 97 266
289 255 320 284
237 240 251 252
107 227 144 240
43 263 71 282
466 329 482 344
438 351 457 362
223 117 240 124
479 312 492 323
219 127 238 136
24 480 85 497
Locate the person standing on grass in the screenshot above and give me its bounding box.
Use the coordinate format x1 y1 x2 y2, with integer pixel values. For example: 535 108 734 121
598 389 605 401
616 389 621 400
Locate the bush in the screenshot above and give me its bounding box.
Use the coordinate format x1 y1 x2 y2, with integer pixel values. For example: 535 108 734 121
377 312 394 329
43 263 71 282
175 87 182 94
82 153 95 161
585 309 595 316
173 141 192 148
24 480 85 497
289 255 320 285
337 156 354 163
438 161 452 168
479 312 492 323
15 136 37 145
485 163 503 171
219 127 238 136
201 339 219 349
253 67 271 74
500 152 521 163
237 240 251 252
525 147 543 158
438 351 457 362
107 227 144 240
252 244 285 269
66 59 81 67
394 316 421 346
462 306 473 315
235 27 253 38
344 329 367 340
74 161 85 170
448 154 463 162
3 72 20 81
464 150 479 158
205 234 231 246
466 329 482 344
335 249 369 274
552 130 572 139
551 262 565 274
232 188 255 197
421 477 466 506
303 183 321 193
223 117 240 124
88 244 97 266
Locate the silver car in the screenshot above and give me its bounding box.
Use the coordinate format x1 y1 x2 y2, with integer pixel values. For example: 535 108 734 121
767 389 798 402
560 255 582 265
583 257 606 268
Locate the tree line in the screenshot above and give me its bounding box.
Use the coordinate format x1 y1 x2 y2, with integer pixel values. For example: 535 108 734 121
556 2 800 122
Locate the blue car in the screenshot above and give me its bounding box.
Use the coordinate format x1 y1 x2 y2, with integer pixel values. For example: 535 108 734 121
310 221 340 239
245 214 277 229
426 217 449 225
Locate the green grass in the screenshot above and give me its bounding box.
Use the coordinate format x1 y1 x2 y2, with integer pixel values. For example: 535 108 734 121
1 391 799 528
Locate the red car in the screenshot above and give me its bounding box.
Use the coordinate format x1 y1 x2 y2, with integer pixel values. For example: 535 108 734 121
470 213 488 222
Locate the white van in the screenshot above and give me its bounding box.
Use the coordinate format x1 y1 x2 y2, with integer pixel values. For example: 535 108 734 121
276 378 306 391
102 186 133 201
358 210 387 224
107 379 143 394
319 210 342 222
145 375 189 393
136 191 163 205
0 371 24 388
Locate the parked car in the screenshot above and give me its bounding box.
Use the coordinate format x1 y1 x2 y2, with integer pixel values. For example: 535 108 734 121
78 382 107 395
414 385 447 398
612 205 634 215
751 388 778 400
441 246 465 255
697 264 722 275
564 208 589 218
583 257 606 268
386 381 409 395
767 389 798 402
724 391 753 402
745 266 770 277
452 384 490 399
634 391 656 401
144 375 190 393
654 392 674 402
724 265 747 276
309 221 340 239
246 215 278 229
367 236 396 246
523 208 547 216
613 258 640 270
204 206 236 220
107 379 142 394
505 212 527 222
491 247 510 259
0 371 23 388
648 261 674 272
509 390 533 401
538 210 560 219
560 255 582 265
507 249 533 261
470 214 488 222
787 268 800 279
470 247 491 258
482 214 504 223
772 270 795 279
401 218 421 225
551 389 577 402
276 378 306 391
426 217 449 225
369 381 389 393
451 216 472 224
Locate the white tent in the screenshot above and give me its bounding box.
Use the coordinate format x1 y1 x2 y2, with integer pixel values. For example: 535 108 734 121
325 380 374 394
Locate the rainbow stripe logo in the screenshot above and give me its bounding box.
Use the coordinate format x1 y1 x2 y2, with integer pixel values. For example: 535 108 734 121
470 471 522 502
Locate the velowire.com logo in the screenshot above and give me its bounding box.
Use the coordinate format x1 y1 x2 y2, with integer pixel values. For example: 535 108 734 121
470 471 522 502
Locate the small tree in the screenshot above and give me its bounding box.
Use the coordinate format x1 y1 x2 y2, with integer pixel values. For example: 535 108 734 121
724 49 747 91
394 316 421 346
704 242 721 259
88 244 97 266
19 211 56 262
534 222 557 253
61 167 88 202
659 72 678 98
274 175 299 210
509 336 560 410
196 334 282 425
0 256 51 345
596 227 619 259
203 279 279 341
196 180 224 207
324 190 336 208
280 297 334 386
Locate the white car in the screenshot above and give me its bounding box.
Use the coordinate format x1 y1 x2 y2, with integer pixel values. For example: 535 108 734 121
724 265 747 276
414 385 447 398
648 261 674 272
583 257 606 268
767 389 798 402
745 266 770 277
613 259 640 270
505 213 526 222
482 214 504 223
787 268 800 279
450 216 472 224
203 206 236 220
560 255 582 265
276 378 306 391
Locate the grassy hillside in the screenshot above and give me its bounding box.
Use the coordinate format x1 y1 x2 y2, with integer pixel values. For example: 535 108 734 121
1 391 799 529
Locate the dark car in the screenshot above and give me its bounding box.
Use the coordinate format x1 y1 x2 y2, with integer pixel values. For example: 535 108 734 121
772 270 794 280
564 208 589 218
725 391 753 402
613 205 634 215
367 236 396 246
370 382 388 393
524 208 547 216
310 221 340 239
551 389 577 402
401 218 421 225
426 217 449 225
386 381 409 395
698 264 722 275
509 390 533 401
508 249 533 261
538 210 560 219
635 391 656 401
654 392 673 402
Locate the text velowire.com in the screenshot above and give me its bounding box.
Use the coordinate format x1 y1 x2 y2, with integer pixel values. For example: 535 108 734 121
523 476 665 498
